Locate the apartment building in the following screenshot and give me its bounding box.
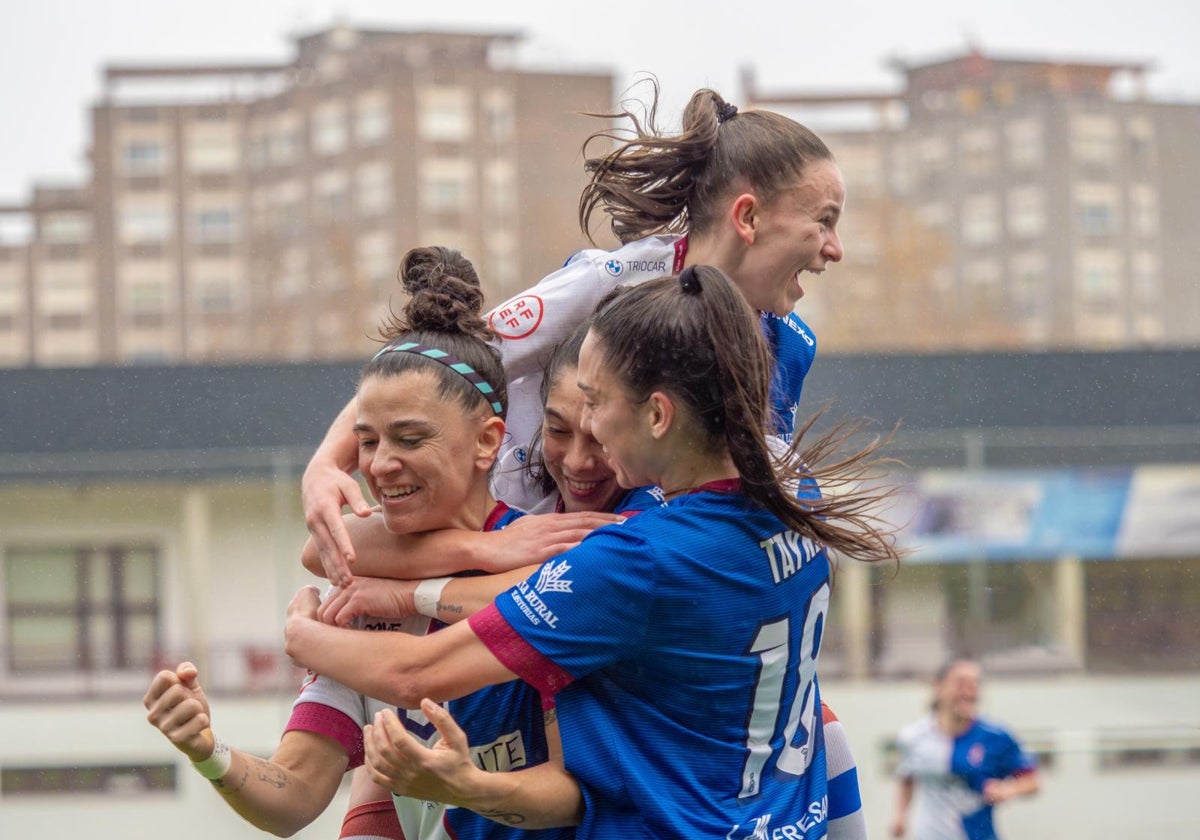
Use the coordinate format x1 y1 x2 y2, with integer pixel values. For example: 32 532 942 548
749 49 1200 352
0 25 613 366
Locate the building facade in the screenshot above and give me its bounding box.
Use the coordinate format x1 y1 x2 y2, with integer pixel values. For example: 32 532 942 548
748 50 1200 352
0 26 613 367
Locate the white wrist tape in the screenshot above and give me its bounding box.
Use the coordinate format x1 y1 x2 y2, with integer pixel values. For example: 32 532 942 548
414 577 453 619
191 735 232 780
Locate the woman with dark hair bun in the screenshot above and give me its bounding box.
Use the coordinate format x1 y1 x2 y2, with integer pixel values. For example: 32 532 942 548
146 247 585 840
285 266 900 839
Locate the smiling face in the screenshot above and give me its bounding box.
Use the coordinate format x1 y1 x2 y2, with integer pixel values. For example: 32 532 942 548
736 158 846 316
541 365 624 513
576 331 658 492
354 370 498 534
936 660 982 725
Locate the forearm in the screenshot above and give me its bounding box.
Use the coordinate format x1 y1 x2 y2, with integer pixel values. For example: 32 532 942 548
453 760 584 830
202 737 346 837
309 397 360 474
434 567 538 623
999 770 1040 800
305 523 506 581
349 528 501 579
285 613 515 707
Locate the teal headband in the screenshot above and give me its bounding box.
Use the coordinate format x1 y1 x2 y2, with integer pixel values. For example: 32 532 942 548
371 341 504 416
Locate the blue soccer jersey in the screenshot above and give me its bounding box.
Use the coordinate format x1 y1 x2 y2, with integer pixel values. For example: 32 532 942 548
762 310 818 440
894 714 1037 840
436 503 575 840
471 480 833 839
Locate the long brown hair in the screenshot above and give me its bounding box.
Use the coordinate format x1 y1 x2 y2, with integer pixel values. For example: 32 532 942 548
579 80 834 244
588 265 898 564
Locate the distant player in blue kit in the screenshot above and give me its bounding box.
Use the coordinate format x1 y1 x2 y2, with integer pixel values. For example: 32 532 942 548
301 82 867 835
285 266 900 838
891 659 1040 840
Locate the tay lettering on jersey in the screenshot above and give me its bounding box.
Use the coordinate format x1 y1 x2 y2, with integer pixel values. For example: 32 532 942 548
759 530 821 585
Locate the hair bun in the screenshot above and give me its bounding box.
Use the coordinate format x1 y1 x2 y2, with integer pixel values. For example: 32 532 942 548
392 246 490 338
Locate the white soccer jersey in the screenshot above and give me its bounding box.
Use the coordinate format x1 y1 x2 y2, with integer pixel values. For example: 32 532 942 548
485 236 688 511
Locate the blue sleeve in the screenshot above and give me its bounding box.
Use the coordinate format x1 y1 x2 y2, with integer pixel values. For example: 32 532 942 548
1001 729 1038 777
494 526 656 677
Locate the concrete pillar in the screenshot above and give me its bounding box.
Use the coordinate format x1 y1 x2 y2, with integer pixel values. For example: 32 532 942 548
1055 553 1087 668
838 557 872 679
181 486 212 675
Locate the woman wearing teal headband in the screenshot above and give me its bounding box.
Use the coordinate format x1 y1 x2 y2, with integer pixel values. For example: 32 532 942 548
144 247 594 840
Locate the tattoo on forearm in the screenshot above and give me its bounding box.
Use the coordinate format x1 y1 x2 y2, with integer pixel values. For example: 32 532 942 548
438 601 464 615
480 809 527 826
544 708 558 726
253 758 287 789
212 763 250 795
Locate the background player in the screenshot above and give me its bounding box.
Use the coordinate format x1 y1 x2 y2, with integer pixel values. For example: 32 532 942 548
891 658 1041 839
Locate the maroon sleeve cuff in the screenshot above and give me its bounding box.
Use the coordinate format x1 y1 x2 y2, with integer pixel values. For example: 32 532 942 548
284 702 365 768
469 603 576 697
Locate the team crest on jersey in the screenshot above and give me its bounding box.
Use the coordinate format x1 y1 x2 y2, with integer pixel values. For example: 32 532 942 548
603 259 624 277
535 559 573 594
968 742 986 767
488 294 544 340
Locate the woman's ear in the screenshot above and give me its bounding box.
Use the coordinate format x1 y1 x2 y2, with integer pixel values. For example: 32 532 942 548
729 192 759 245
646 391 676 440
475 416 506 470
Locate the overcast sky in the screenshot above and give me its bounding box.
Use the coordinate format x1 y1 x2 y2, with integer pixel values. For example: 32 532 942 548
2 0 1198 204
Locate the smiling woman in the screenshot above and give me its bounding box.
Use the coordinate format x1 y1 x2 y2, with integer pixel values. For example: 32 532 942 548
143 246 588 840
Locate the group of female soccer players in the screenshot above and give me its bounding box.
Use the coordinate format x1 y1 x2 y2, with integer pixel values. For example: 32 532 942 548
146 83 902 839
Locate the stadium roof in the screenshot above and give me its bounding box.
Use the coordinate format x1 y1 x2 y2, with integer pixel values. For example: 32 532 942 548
1 348 1196 481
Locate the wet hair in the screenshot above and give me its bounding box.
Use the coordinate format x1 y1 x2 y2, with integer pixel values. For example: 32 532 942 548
363 246 507 420
587 265 899 564
579 80 834 244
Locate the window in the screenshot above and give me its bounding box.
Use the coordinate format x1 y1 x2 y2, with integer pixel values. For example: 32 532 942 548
315 170 349 223
186 125 239 173
5 545 160 674
420 160 472 216
122 141 167 176
192 208 237 243
356 91 391 145
1010 253 1047 318
357 232 394 287
961 194 1000 245
482 88 514 144
1075 250 1121 303
356 162 392 216
312 101 348 156
1075 183 1120 238
960 128 995 177
41 212 91 245
1072 114 1118 165
269 116 301 165
119 203 171 244
1131 251 1161 303
1129 185 1158 238
1005 118 1043 169
196 274 236 314
1007 186 1045 238
418 86 473 143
